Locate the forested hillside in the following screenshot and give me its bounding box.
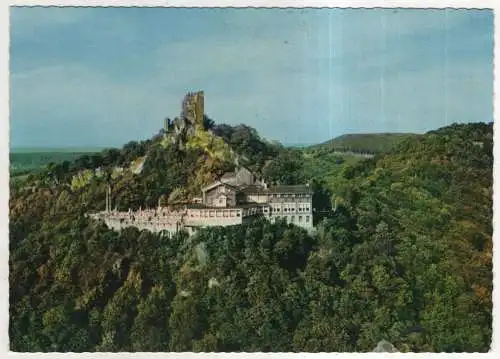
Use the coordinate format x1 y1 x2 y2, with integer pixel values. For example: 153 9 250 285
9 121 492 352
311 132 419 154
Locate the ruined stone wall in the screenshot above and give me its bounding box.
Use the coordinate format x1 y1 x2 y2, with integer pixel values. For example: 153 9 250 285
103 217 181 236
185 216 243 227
181 91 204 126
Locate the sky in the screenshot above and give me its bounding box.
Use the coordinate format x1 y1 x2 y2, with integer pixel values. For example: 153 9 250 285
9 7 493 148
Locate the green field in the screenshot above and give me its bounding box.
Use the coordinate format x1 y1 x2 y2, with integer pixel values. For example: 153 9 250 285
10 148 102 176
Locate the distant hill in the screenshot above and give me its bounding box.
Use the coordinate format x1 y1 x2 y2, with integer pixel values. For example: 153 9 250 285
311 132 420 154
11 147 105 153
10 151 101 177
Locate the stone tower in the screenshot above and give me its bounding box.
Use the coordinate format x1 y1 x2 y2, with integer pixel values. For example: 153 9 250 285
181 91 204 126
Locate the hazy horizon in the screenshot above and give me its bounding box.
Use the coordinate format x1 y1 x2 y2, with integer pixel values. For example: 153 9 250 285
10 7 493 148
10 127 433 152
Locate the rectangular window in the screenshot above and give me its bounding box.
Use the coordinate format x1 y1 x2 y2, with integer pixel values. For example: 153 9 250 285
306 216 310 222
299 216 302 222
291 216 295 222
306 207 310 212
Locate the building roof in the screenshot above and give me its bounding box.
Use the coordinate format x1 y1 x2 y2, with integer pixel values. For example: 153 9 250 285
221 172 236 179
201 180 240 193
239 185 265 194
240 184 313 194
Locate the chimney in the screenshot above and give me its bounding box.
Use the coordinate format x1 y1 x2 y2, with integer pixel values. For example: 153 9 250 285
108 185 112 213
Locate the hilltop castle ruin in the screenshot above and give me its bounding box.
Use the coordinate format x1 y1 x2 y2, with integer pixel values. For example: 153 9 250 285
164 91 205 149
89 92 314 236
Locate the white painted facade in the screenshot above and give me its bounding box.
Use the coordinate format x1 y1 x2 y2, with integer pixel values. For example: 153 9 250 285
90 167 314 235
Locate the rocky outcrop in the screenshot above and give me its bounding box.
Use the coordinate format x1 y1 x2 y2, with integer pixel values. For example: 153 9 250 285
372 340 399 352
181 91 204 127
167 91 205 150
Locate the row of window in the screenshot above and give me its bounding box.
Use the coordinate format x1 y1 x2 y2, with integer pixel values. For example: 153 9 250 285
188 211 241 218
263 207 310 213
274 215 310 223
271 193 310 198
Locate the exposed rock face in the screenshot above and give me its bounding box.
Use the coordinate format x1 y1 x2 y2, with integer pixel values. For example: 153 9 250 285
168 91 205 149
373 340 399 352
181 91 204 127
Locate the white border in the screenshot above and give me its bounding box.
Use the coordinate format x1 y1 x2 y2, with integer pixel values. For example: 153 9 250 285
0 1 498 8
1 1 498 358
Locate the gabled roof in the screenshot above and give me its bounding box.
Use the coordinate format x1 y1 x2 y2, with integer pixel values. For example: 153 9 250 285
220 167 253 181
239 185 265 194
221 172 236 179
201 180 241 193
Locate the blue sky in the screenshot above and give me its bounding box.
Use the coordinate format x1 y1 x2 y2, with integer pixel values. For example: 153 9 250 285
10 7 493 148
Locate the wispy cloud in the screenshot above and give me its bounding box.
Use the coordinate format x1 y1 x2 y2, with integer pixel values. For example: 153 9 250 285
10 6 91 36
9 8 493 148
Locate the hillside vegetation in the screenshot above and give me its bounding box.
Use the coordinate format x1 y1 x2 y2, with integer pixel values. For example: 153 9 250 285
9 121 492 352
312 132 419 154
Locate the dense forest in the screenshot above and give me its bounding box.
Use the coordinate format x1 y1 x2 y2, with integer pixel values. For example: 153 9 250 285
9 120 492 352
310 132 419 154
